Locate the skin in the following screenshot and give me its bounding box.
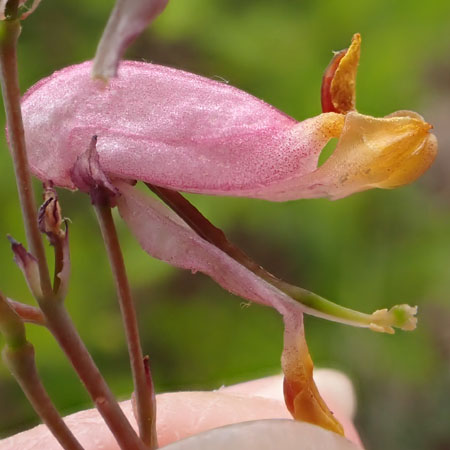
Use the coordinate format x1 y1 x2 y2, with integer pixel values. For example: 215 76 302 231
0 370 363 449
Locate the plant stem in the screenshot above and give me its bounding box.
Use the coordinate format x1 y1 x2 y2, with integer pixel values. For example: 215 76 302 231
44 303 147 450
94 202 156 449
0 292 83 449
0 19 52 298
3 343 84 450
0 19 146 450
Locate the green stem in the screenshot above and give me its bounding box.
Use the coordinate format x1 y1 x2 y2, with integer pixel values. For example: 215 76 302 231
94 202 156 449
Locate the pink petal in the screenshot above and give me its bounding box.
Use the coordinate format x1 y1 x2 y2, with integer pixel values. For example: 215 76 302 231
21 61 333 196
92 0 169 80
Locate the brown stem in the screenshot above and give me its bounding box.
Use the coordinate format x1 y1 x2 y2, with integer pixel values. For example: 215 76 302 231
0 291 82 449
3 343 84 450
44 303 147 450
94 202 156 448
6 298 46 326
0 19 52 298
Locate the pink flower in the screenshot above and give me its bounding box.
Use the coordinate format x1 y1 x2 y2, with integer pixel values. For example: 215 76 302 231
21 34 436 202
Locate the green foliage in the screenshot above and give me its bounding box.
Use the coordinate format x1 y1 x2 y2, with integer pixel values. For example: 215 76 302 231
0 1 449 448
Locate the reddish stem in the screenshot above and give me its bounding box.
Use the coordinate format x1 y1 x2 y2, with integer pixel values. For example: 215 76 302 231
0 19 52 297
3 343 84 450
94 202 156 449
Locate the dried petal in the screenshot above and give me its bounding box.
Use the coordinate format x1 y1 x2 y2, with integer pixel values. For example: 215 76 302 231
282 312 344 434
321 34 361 114
18 0 40 19
21 60 436 201
38 183 65 245
53 220 71 301
92 0 169 80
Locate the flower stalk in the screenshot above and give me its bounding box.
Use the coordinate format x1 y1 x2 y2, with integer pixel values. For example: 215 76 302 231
94 200 157 449
71 136 157 447
0 17 52 298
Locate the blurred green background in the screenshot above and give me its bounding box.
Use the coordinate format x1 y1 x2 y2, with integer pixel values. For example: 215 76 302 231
0 1 449 449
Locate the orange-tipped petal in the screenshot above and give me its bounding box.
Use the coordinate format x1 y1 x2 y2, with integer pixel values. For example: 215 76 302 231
282 313 344 435
322 34 361 114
